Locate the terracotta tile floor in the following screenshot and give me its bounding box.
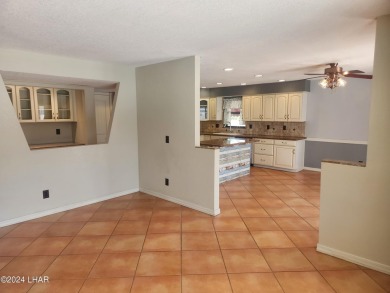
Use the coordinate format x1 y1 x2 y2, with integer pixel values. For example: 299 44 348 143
0 167 389 293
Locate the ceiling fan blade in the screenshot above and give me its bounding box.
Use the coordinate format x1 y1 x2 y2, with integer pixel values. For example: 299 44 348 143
304 73 325 75
305 76 326 79
344 73 373 79
345 70 364 74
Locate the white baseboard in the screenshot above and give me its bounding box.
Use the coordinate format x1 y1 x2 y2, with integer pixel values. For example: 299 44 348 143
317 244 390 275
303 167 321 172
0 188 139 227
140 188 220 216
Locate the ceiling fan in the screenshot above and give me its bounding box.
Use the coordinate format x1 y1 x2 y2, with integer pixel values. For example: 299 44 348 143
305 63 373 89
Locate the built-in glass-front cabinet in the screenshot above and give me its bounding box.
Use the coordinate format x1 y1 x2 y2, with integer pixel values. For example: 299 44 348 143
6 84 75 122
34 87 74 122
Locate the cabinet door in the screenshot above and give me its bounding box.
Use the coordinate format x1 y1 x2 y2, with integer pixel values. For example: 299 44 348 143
16 86 35 122
209 98 216 120
273 146 295 169
250 96 262 121
54 89 74 121
262 94 274 121
274 94 288 121
288 93 303 121
34 87 55 121
200 99 208 121
242 96 251 121
6 85 17 114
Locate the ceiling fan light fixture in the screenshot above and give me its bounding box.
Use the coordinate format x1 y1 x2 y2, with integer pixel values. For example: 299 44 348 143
319 75 347 89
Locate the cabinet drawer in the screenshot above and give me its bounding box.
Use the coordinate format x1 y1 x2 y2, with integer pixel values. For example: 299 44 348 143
274 140 296 147
254 143 273 155
254 154 274 166
256 138 274 144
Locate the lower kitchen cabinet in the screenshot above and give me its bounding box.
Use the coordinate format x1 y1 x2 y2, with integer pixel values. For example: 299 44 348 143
253 139 274 166
253 139 305 172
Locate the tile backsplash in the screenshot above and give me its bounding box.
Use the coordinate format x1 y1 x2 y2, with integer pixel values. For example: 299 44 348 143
201 121 305 137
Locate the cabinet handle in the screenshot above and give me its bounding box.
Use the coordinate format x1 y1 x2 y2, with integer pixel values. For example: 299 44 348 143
284 114 287 119
287 114 289 119
18 113 21 119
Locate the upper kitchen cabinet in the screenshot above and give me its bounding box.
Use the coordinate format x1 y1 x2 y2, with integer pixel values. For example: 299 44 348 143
242 96 251 121
209 97 222 120
6 85 17 113
55 89 74 121
249 95 274 121
34 87 55 121
200 98 209 121
16 86 36 122
34 87 75 122
274 92 307 122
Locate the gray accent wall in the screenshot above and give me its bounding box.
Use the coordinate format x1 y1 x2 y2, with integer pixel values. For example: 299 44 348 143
304 78 372 169
305 141 367 169
306 78 372 141
202 79 310 98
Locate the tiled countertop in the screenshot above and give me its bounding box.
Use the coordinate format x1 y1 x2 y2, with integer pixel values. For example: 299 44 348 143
201 132 306 141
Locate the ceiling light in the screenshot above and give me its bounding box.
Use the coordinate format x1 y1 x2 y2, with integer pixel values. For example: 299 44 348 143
217 82 223 85
254 74 263 78
224 68 234 72
201 86 207 89
241 83 247 86
319 75 346 89
278 79 285 82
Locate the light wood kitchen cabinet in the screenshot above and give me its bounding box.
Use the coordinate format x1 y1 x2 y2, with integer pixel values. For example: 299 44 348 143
245 95 274 121
250 96 262 121
209 97 222 120
262 94 275 121
273 139 305 171
6 85 17 113
16 86 36 122
253 139 274 166
242 96 251 121
200 98 209 121
253 139 305 171
274 92 307 122
34 87 75 122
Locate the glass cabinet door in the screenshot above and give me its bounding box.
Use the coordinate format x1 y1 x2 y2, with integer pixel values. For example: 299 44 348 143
55 89 72 120
35 88 54 121
16 86 35 122
6 85 18 115
200 99 208 120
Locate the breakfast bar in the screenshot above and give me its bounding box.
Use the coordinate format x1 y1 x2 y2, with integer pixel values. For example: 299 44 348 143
201 137 252 183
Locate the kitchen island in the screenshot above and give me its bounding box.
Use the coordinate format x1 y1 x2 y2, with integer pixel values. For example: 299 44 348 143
201 137 253 183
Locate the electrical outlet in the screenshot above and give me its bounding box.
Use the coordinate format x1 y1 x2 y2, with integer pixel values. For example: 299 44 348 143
165 136 169 143
165 178 169 186
43 190 49 199
56 129 61 135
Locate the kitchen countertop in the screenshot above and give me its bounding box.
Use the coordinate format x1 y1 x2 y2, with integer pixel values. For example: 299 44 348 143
201 132 306 141
322 159 366 167
29 143 84 150
200 137 253 148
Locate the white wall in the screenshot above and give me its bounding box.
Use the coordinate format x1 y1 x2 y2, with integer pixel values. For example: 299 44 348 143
0 49 139 225
306 78 372 141
318 15 390 274
136 56 220 215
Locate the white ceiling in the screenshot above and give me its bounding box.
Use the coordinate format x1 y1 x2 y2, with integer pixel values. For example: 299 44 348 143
1 0 390 88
